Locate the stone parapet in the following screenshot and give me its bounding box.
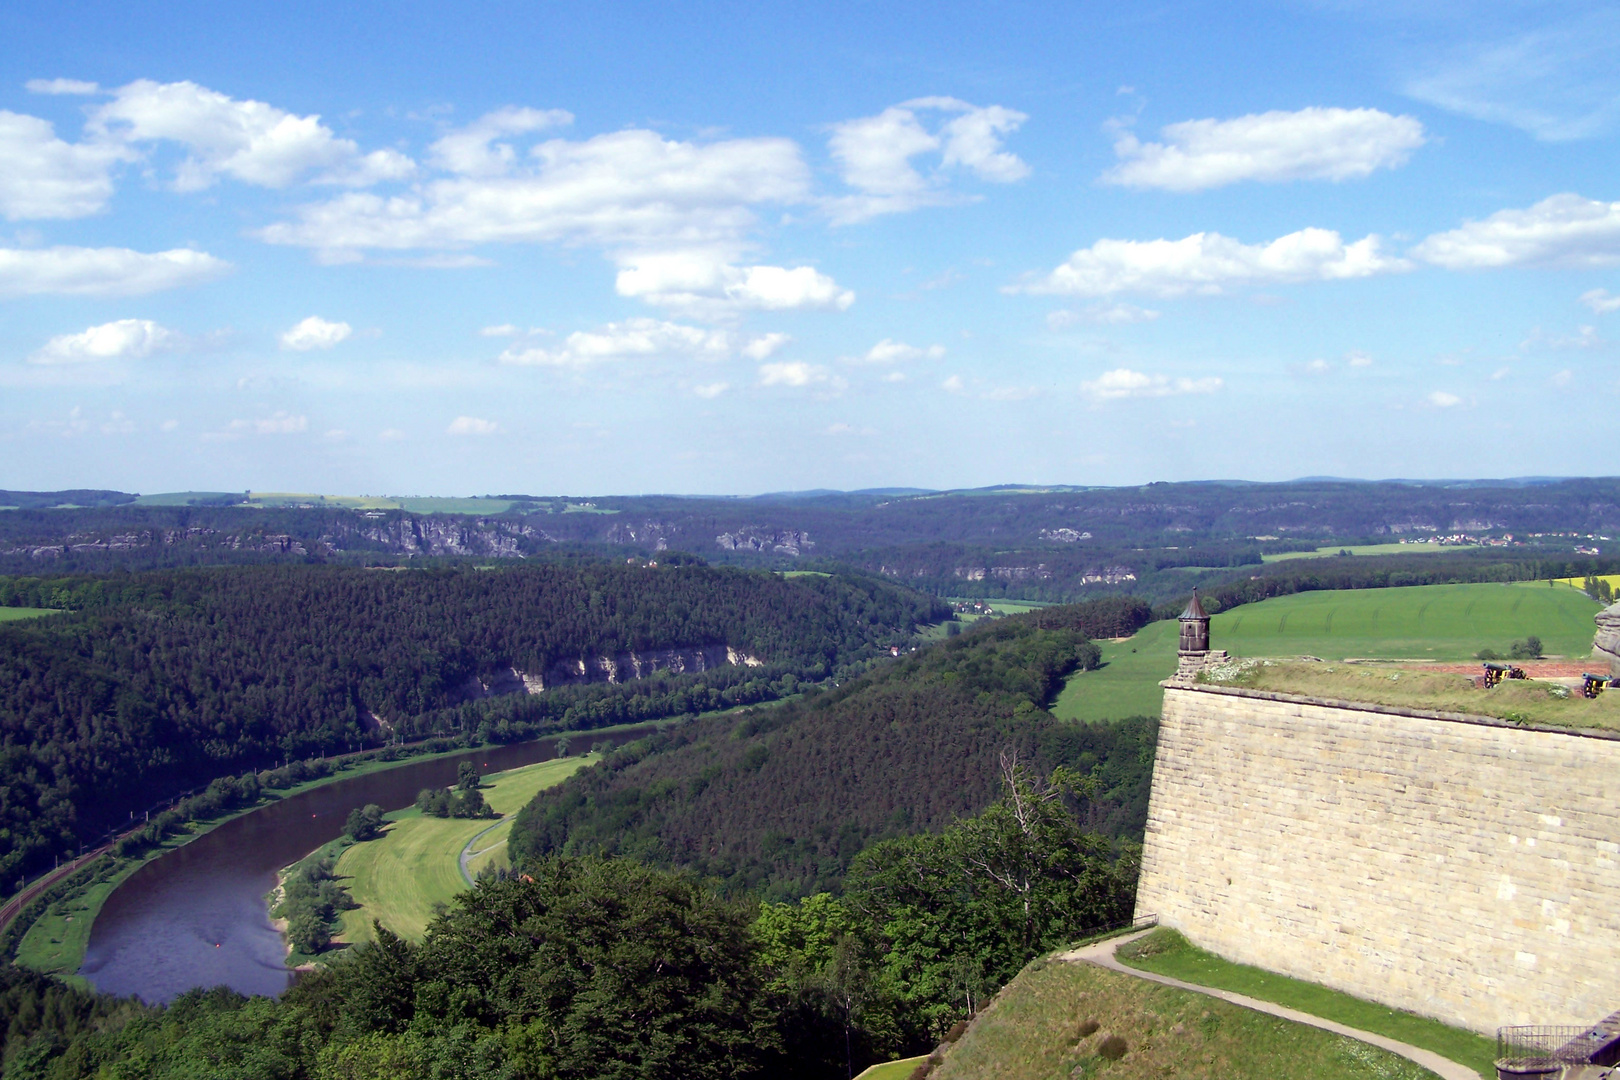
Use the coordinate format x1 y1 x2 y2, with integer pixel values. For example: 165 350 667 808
1135 684 1620 1034
1596 601 1620 677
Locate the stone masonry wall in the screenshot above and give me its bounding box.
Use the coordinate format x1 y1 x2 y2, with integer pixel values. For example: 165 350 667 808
1135 684 1620 1033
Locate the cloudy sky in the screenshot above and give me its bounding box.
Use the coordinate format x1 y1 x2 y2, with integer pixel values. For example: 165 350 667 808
2 1 1617 494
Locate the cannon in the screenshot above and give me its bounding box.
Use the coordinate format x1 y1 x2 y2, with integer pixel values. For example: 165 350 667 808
1483 663 1528 688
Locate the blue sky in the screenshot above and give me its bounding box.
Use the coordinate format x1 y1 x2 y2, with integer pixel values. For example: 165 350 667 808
2 0 1616 495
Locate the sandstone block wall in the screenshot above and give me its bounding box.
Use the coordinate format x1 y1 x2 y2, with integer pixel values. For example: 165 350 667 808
1135 685 1620 1033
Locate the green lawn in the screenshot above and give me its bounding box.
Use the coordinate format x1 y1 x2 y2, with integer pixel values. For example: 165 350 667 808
934 953 1440 1080
1049 619 1179 722
0 607 60 622
1116 929 1494 1079
1263 543 1480 562
336 756 589 943
854 1057 926 1080
1214 581 1600 660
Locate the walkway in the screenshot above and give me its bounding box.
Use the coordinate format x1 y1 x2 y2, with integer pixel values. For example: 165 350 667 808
1056 932 1483 1080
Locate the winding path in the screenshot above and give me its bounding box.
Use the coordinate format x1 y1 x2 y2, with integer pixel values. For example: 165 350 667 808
1056 931 1483 1080
458 815 514 886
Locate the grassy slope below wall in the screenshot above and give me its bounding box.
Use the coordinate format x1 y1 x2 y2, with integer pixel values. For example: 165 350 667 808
1050 620 1179 723
1116 930 1496 1078
932 956 1441 1080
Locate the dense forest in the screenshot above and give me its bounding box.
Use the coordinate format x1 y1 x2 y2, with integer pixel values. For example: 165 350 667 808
0 564 943 880
510 597 1157 898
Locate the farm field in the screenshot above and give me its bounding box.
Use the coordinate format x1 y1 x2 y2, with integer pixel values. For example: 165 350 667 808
853 1058 927 1080
1213 582 1601 661
1050 619 1179 722
1555 574 1620 592
0 607 59 622
336 755 590 944
1262 542 1480 562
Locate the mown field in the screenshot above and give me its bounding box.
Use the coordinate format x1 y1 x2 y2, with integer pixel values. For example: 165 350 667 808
0 607 60 622
1050 619 1179 723
335 755 589 944
1212 582 1600 661
1262 543 1479 562
932 954 1440 1080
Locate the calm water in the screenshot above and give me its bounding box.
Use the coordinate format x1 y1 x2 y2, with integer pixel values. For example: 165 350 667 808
82 728 650 1003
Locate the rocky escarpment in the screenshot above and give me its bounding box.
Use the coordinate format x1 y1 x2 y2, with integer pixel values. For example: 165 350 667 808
714 528 813 556
1597 601 1620 675
454 646 763 701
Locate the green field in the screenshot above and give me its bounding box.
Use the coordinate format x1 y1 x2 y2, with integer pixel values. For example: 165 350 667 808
0 607 60 622
1049 619 1179 722
336 755 589 944
1213 581 1600 660
1556 574 1620 592
853 1057 927 1080
1262 543 1480 562
933 953 1439 1080
1117 930 1495 1078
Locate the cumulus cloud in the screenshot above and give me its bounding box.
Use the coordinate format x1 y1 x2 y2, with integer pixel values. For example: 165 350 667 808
90 79 414 191
741 333 790 360
758 360 842 389
1346 350 1374 367
826 97 1028 224
279 315 353 351
26 78 101 95
260 128 809 259
0 110 133 219
1102 107 1425 192
693 381 730 398
614 253 853 318
497 317 742 367
850 339 945 364
1427 391 1463 408
1080 368 1224 401
1018 228 1406 298
429 106 573 177
1412 194 1620 269
447 415 499 435
29 318 175 364
1047 303 1160 329
0 245 229 296
480 324 522 337
1581 288 1620 314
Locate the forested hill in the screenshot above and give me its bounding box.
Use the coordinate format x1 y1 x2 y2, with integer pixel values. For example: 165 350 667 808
0 564 944 880
509 596 1156 898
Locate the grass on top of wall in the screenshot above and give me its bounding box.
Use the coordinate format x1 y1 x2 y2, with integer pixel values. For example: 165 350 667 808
1115 929 1496 1079
1200 659 1620 732
932 953 1442 1080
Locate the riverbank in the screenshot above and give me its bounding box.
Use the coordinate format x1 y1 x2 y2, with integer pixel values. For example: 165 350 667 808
13 720 674 987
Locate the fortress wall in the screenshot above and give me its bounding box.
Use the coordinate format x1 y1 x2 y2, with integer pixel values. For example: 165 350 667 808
1135 684 1620 1033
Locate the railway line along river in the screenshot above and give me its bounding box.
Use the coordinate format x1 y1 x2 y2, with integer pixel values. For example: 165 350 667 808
80 727 653 1003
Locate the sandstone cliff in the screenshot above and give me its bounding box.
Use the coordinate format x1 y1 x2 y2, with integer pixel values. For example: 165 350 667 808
1597 601 1620 675
452 646 763 702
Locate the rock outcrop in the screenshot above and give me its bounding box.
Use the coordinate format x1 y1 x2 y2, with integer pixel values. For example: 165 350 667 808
449 647 763 703
1597 601 1620 676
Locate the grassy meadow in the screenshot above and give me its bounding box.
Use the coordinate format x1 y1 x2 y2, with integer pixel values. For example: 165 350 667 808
336 755 590 944
1212 581 1600 661
1262 543 1479 562
0 607 60 622
1050 619 1179 723
1117 930 1496 1078
932 954 1440 1080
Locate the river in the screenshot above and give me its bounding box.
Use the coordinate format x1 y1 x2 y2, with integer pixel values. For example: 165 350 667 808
81 728 652 1003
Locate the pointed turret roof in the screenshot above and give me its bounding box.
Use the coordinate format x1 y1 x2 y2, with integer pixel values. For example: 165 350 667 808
1180 589 1208 621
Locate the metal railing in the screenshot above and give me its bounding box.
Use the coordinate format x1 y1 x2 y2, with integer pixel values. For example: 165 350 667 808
1498 1026 1617 1069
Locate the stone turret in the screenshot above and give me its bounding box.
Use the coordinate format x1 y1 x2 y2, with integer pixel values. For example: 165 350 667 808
1173 588 1228 682
1597 600 1620 677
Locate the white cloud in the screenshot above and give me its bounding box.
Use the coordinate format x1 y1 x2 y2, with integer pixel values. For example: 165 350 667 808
90 79 414 191
942 374 965 393
1047 303 1160 329
1413 195 1620 269
614 252 853 318
1019 228 1406 298
379 428 405 441
26 78 100 96
1427 391 1463 408
1522 324 1605 351
1580 288 1620 314
1552 369 1574 387
1080 367 1224 401
260 128 809 258
428 106 573 177
1346 350 1374 367
1299 358 1334 376
758 360 842 389
29 318 175 364
851 339 945 364
741 333 790 360
497 317 737 367
447 415 499 435
480 323 522 337
0 110 133 219
0 245 230 296
826 97 1028 224
279 315 353 351
693 381 730 398
1102 107 1425 192
229 411 308 434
